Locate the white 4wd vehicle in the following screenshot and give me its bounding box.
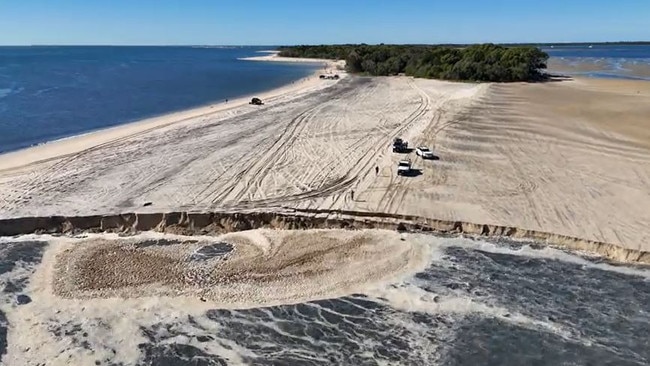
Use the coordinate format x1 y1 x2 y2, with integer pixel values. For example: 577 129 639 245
416 146 434 159
397 160 411 176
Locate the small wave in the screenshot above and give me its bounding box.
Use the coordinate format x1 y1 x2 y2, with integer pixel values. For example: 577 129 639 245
0 86 22 99
32 85 61 97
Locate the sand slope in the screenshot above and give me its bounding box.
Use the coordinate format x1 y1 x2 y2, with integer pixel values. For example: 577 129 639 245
1 76 649 251
354 79 650 251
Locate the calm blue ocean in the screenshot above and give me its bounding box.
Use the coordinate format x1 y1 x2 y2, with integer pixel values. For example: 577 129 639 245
544 44 650 59
0 46 320 153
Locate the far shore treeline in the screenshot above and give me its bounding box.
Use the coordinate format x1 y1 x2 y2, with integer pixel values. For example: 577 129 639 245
278 44 549 82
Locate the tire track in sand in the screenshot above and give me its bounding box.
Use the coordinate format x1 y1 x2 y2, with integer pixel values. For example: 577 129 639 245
376 80 432 214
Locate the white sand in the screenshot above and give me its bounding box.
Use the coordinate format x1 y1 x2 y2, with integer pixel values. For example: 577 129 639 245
1 66 649 252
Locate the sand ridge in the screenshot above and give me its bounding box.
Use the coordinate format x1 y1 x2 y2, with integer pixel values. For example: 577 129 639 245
51 229 430 306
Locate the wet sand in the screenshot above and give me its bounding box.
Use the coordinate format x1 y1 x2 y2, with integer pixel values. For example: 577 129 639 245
51 229 428 306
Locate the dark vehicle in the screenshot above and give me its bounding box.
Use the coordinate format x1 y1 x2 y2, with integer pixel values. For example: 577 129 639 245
250 97 264 105
392 137 408 153
321 74 341 80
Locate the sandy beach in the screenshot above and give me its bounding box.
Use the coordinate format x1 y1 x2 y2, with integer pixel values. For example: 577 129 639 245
1 61 650 254
0 56 337 171
240 50 346 67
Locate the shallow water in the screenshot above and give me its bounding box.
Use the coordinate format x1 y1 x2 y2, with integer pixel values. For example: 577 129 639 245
544 45 650 80
0 234 648 365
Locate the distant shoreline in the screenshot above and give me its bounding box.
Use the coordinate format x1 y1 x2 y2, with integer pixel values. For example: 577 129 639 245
1 41 648 47
239 50 346 68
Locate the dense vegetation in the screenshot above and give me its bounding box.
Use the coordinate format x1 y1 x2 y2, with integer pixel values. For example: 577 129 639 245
278 44 549 82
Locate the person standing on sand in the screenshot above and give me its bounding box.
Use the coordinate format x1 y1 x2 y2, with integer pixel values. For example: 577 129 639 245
375 166 379 175
351 190 355 201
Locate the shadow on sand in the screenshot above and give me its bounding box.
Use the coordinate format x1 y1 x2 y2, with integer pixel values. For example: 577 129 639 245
399 169 423 177
536 73 574 83
393 148 414 154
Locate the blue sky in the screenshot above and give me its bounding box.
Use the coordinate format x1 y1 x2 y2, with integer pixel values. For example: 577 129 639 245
0 0 648 45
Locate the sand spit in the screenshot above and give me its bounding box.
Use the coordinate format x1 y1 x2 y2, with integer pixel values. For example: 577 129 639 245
50 229 427 305
1 75 650 258
239 50 346 69
0 210 648 264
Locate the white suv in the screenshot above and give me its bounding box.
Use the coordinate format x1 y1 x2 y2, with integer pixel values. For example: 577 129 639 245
416 146 435 159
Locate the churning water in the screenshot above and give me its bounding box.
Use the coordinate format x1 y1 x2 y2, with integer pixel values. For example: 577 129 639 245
0 233 647 365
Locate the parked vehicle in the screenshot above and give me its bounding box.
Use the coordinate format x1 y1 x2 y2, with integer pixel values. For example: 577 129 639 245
250 97 264 105
397 160 412 176
415 146 435 159
320 74 340 80
392 137 409 153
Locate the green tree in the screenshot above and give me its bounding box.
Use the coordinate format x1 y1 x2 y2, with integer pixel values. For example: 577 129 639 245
278 44 549 82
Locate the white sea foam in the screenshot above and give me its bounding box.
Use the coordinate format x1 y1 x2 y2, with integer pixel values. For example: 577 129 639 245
371 283 577 340
0 231 646 364
1 230 430 364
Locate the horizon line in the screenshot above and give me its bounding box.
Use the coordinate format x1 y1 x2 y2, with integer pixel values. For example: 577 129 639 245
1 41 649 47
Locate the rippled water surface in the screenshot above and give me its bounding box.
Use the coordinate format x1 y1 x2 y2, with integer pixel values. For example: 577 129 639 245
544 45 650 80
